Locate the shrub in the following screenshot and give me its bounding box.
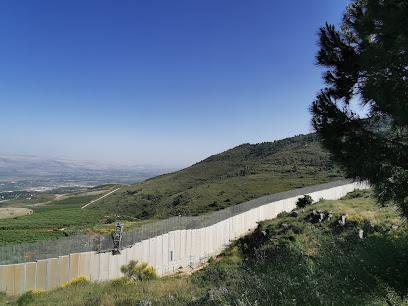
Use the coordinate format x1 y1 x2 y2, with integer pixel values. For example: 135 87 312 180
111 277 134 287
17 290 43 306
347 214 365 226
342 189 371 200
104 215 116 224
296 195 313 209
277 211 290 218
120 260 157 281
222 245 242 265
62 276 90 288
207 256 216 265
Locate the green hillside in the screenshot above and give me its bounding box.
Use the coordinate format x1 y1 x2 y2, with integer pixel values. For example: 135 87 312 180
90 134 344 218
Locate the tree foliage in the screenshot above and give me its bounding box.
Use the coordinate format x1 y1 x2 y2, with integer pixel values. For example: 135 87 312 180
120 260 157 281
311 0 408 217
296 195 314 209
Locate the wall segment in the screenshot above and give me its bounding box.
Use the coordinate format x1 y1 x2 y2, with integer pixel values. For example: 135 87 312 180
0 181 368 295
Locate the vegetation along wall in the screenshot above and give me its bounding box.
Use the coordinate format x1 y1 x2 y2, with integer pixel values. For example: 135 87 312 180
0 181 368 295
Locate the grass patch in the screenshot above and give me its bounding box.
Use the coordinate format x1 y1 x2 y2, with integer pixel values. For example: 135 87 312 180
14 276 202 306
311 189 402 226
49 195 99 207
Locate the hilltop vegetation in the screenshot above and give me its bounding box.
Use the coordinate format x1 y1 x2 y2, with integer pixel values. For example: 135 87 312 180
92 134 343 218
8 190 408 305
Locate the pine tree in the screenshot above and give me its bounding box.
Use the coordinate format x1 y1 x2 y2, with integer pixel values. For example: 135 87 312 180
311 0 408 217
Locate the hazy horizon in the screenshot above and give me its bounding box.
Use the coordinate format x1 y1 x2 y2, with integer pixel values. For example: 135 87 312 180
0 0 348 168
0 130 311 169
0 152 174 170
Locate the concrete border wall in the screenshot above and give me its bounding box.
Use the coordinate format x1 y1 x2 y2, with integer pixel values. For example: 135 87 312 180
0 181 368 295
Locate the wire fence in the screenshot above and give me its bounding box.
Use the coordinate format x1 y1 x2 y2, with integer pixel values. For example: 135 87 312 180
0 180 351 265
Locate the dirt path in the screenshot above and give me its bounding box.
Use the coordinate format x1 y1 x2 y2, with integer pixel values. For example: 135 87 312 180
81 188 121 209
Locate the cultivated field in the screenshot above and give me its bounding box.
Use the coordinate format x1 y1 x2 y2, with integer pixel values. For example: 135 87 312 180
0 188 117 244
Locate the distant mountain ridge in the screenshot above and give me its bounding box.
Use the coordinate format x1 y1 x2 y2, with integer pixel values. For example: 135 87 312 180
92 133 344 219
0 155 170 191
0 155 165 175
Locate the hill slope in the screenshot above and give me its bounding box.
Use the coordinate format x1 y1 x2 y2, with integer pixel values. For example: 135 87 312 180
91 134 344 218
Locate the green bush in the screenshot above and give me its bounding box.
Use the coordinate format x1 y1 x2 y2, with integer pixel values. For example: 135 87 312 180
296 195 313 209
120 260 157 281
17 290 43 306
62 276 89 287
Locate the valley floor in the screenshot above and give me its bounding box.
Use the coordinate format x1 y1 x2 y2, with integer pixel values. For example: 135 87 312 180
2 189 407 305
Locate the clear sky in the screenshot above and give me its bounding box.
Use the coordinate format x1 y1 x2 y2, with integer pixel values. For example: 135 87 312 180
0 0 348 168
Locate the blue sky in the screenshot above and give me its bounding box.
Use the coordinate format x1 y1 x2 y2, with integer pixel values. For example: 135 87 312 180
0 0 348 168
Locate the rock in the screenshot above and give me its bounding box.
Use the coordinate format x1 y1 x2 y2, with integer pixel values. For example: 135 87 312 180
326 213 333 221
358 229 364 239
280 223 291 230
339 214 347 226
318 212 325 223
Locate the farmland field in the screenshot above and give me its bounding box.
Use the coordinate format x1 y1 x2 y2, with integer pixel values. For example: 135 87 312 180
0 192 109 244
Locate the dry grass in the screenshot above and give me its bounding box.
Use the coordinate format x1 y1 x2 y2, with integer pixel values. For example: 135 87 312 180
0 207 32 220
300 230 320 257
12 276 203 306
